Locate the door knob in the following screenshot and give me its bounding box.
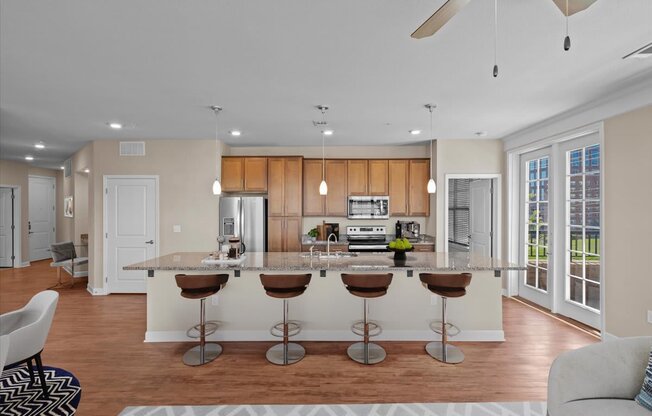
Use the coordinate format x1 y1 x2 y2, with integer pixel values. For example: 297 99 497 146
145 240 154 244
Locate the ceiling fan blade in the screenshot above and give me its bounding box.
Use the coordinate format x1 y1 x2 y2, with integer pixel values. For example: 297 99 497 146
411 0 471 39
551 0 598 16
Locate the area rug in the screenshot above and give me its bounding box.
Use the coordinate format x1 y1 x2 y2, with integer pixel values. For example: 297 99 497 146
120 402 547 416
0 365 82 415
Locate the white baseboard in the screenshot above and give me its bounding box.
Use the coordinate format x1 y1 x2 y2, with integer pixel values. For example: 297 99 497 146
602 332 619 341
502 289 509 297
86 284 108 296
145 329 505 343
16 261 31 268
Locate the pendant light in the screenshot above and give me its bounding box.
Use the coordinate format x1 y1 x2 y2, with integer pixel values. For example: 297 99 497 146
210 105 223 195
317 105 329 196
563 0 571 51
425 104 437 194
492 0 499 77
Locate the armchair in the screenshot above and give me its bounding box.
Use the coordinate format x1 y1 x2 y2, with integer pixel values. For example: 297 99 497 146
49 241 88 289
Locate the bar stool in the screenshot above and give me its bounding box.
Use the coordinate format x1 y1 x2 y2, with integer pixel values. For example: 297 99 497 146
419 273 472 364
175 273 229 366
341 273 393 365
259 273 312 365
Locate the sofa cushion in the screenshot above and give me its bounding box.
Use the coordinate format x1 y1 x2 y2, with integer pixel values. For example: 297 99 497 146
635 347 652 411
557 399 651 416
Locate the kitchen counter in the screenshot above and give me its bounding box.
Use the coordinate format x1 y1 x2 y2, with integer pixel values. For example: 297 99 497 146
301 234 435 246
125 251 518 272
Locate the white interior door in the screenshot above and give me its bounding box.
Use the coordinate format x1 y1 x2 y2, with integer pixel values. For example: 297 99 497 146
0 188 14 267
469 179 493 256
105 177 157 293
28 176 55 261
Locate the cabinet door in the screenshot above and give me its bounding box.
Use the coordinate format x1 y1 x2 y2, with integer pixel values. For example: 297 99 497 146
267 158 285 216
285 217 302 252
303 160 325 216
267 217 284 252
244 157 267 192
408 159 430 216
388 160 409 216
369 160 389 195
347 160 368 195
325 160 348 216
284 157 303 217
221 157 244 192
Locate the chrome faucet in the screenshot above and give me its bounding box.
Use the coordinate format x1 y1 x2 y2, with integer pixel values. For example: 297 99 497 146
327 233 338 257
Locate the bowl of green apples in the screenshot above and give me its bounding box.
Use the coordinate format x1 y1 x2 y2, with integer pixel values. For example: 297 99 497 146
387 238 414 262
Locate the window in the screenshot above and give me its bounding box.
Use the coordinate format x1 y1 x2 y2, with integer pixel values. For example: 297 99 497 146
566 145 601 311
448 179 470 246
524 157 549 291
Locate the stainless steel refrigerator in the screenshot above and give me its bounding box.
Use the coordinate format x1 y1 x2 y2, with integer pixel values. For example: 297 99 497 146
219 196 267 253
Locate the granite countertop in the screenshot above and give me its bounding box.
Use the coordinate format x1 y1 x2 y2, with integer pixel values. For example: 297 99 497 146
301 234 435 246
124 251 524 272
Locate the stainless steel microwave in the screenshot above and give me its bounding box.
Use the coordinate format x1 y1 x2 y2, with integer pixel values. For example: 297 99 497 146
347 196 390 219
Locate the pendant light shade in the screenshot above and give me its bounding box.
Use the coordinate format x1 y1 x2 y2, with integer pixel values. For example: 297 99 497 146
425 104 437 194
427 178 437 194
319 180 328 195
210 105 223 195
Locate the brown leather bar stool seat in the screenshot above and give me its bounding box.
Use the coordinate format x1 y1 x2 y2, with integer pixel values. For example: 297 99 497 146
175 273 229 366
419 272 472 364
260 274 312 365
341 273 393 365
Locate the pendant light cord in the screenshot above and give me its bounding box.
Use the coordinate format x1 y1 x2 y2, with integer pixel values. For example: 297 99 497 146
321 107 326 180
428 104 434 177
214 107 220 179
565 0 569 36
494 0 498 67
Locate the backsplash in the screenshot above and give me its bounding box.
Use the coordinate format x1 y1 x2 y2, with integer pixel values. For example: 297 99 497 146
301 217 427 236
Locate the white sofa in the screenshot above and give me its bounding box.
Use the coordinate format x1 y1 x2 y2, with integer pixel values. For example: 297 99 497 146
547 336 652 416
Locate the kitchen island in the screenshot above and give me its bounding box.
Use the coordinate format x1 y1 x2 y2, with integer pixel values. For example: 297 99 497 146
125 252 523 343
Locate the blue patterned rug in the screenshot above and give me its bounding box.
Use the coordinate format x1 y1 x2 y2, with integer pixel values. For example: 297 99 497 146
0 365 81 415
121 402 547 416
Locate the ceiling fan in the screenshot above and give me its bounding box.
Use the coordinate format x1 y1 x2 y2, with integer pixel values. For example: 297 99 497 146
411 0 598 40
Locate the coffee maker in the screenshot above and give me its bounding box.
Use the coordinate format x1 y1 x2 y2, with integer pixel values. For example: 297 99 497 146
395 221 421 241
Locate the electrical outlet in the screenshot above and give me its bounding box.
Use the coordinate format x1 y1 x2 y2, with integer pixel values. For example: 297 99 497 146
430 295 438 306
211 294 219 306
648 310 652 324
173 225 181 233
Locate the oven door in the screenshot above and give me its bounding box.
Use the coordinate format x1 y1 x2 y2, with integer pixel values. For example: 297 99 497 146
348 244 390 252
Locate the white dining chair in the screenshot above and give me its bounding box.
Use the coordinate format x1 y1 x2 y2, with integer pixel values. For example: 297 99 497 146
0 334 9 378
0 290 59 397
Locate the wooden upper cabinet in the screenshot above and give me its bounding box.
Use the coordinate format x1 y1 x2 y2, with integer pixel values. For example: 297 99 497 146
244 157 267 192
303 159 325 216
221 157 244 192
388 160 409 216
284 158 303 217
347 160 368 195
408 159 430 216
325 160 348 216
368 160 389 195
221 157 267 192
267 158 285 216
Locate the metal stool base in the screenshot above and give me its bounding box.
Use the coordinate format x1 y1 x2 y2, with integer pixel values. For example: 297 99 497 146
182 343 223 366
266 342 305 365
347 342 386 365
425 341 464 364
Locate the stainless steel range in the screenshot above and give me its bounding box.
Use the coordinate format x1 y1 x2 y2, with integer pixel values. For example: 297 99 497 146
346 225 389 252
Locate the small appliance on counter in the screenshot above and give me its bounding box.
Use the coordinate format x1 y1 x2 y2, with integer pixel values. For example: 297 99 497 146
395 221 421 241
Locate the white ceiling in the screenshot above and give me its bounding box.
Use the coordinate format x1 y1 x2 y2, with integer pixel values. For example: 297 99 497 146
1 0 651 168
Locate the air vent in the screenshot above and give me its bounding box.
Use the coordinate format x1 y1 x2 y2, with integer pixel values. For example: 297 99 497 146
119 141 145 156
64 159 72 177
623 42 652 59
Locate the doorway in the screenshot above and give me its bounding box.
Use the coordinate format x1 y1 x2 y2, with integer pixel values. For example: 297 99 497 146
104 176 159 293
446 175 500 257
28 176 56 261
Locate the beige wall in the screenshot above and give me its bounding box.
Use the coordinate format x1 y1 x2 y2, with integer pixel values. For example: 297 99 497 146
435 139 505 251
0 160 62 264
88 139 225 290
604 105 652 337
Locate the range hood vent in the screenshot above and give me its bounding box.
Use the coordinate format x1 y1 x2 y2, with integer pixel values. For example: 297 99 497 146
120 141 145 156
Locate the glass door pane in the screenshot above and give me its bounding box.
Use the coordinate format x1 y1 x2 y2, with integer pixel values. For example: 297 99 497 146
524 156 550 292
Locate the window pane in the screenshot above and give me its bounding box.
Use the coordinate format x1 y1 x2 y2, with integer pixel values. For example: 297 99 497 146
538 225 548 248
539 179 549 202
569 175 583 200
585 229 600 256
538 202 549 224
539 158 549 179
585 174 600 199
586 281 600 310
528 203 538 223
527 225 537 244
529 160 538 180
570 202 583 226
569 253 583 277
585 145 600 173
585 201 600 227
538 248 549 269
527 182 537 202
586 260 600 282
569 227 583 252
569 277 583 303
538 268 548 291
527 245 537 262
569 150 583 174
526 266 536 287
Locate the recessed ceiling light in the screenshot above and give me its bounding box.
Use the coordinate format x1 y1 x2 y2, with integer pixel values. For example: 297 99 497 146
323 130 334 136
83 168 90 173
25 155 34 161
108 122 123 130
475 131 488 137
409 130 421 135
60 166 65 170
230 130 241 136
35 143 45 149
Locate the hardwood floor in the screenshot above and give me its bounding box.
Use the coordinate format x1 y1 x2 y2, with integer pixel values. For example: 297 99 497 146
0 260 598 415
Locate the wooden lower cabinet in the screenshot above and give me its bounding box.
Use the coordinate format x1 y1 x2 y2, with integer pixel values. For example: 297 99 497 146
268 217 301 252
413 244 435 252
